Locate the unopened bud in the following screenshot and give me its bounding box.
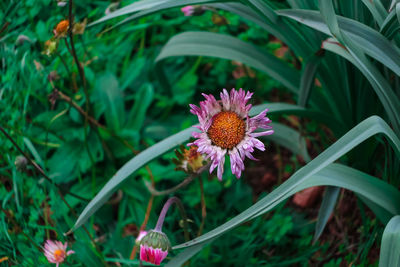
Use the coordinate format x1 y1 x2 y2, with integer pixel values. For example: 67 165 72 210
140 230 170 265
14 156 28 171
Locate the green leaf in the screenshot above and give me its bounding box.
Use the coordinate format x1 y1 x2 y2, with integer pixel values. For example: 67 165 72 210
93 73 124 132
313 186 339 242
89 0 227 27
281 8 400 136
23 137 44 168
247 0 277 23
156 31 300 93
68 126 194 233
380 8 399 39
172 116 400 251
170 162 400 263
379 216 400 267
361 0 387 27
277 9 400 76
125 83 154 131
298 54 321 107
164 243 210 267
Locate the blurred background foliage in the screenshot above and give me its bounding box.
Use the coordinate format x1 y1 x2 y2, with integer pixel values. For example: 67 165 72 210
1 0 399 266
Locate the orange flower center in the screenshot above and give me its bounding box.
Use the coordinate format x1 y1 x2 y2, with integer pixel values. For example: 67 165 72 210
54 249 65 261
207 111 245 149
55 20 69 35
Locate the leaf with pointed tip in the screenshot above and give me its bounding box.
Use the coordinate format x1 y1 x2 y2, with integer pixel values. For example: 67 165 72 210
277 9 400 76
170 162 400 263
298 55 321 108
379 216 400 267
172 116 400 251
313 186 339 242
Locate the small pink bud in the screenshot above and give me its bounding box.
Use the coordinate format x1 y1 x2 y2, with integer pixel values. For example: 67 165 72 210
181 6 195 16
139 230 170 265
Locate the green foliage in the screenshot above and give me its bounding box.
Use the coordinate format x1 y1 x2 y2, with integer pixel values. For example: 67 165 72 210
1 0 400 266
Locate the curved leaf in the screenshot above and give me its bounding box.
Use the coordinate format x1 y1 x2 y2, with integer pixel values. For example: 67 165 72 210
379 216 400 267
380 7 399 39
170 163 400 264
277 9 400 76
173 116 400 250
282 7 400 136
155 31 300 93
361 0 386 27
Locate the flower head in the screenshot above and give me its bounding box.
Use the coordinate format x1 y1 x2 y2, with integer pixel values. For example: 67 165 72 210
181 5 207 16
173 145 207 173
43 240 74 267
140 230 171 265
189 88 273 180
54 20 69 37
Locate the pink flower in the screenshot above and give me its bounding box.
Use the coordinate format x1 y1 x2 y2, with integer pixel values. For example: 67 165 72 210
181 6 195 16
43 240 75 267
140 244 168 265
189 88 273 180
181 5 207 16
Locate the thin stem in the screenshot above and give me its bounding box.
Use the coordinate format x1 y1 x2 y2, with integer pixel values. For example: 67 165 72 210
154 197 190 242
145 164 209 196
145 176 196 196
68 0 86 89
67 0 95 195
129 195 154 260
197 177 206 236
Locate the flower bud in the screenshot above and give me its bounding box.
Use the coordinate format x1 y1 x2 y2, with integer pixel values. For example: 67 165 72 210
43 39 58 56
54 20 69 37
173 145 207 174
181 5 207 16
14 156 28 172
140 230 171 265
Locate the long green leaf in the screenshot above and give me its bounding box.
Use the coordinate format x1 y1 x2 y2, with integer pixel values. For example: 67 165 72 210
379 216 400 267
107 0 230 30
313 186 339 242
247 0 277 22
89 0 176 26
173 116 400 250
155 31 300 93
361 0 386 27
298 54 321 107
170 163 400 264
277 9 400 76
281 8 400 136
